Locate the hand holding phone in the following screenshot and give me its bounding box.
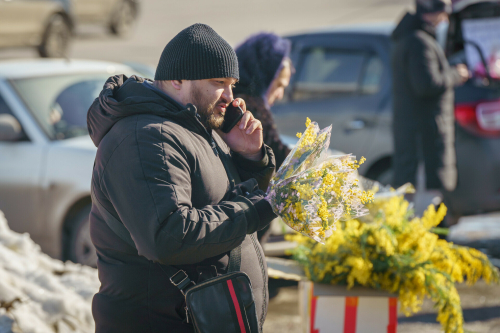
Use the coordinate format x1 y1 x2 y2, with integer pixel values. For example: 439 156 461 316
221 102 245 133
218 98 263 161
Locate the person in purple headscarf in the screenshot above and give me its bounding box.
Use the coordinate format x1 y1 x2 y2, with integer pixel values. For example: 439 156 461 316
234 32 294 171
234 32 294 245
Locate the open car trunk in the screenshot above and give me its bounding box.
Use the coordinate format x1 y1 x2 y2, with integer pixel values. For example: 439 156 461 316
438 1 500 218
445 1 500 135
446 1 500 84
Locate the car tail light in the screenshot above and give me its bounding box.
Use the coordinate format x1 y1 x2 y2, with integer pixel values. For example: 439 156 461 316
455 100 500 137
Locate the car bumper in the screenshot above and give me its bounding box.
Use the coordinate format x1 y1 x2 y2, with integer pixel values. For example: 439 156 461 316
446 127 500 216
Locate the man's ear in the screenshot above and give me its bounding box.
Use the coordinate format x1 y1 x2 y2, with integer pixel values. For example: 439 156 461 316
171 80 183 90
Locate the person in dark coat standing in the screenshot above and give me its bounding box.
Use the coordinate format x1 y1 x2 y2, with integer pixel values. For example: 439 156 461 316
87 24 277 333
233 33 294 244
392 0 469 195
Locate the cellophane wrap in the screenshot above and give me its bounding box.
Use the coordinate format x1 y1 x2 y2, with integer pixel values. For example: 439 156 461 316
266 118 373 243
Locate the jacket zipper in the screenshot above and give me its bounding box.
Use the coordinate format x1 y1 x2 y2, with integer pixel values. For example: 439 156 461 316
211 139 219 156
193 112 221 158
191 111 235 187
212 139 237 188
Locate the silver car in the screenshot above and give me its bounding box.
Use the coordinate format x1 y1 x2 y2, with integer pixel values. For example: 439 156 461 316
0 59 145 266
0 0 139 57
0 0 72 57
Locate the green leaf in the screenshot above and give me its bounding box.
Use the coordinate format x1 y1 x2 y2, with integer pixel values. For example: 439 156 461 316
431 227 449 236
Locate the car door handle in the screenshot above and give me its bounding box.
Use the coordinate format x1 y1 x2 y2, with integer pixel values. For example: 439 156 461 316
345 120 366 130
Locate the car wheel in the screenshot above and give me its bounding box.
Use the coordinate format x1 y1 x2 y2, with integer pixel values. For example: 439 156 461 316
109 0 136 37
66 205 97 267
38 14 71 58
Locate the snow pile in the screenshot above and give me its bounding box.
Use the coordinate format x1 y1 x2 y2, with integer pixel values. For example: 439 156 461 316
0 211 99 333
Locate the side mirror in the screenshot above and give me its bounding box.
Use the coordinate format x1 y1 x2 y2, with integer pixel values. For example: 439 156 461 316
0 114 25 141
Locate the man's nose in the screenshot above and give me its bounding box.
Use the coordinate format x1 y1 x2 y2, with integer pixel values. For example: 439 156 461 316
223 85 233 104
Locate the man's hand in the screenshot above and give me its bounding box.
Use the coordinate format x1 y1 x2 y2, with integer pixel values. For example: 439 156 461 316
217 98 263 161
456 64 469 84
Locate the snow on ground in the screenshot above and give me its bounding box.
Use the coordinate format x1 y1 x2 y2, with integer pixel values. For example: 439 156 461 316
0 211 99 333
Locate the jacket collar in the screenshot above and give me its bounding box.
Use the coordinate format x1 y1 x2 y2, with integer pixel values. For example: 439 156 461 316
87 74 210 147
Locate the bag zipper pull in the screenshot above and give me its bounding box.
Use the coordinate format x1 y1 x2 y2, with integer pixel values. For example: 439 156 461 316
185 306 189 323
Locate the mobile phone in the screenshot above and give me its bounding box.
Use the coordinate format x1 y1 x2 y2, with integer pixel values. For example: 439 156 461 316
221 103 244 133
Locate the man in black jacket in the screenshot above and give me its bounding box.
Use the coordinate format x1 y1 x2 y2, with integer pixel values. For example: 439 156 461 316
392 0 468 195
87 23 277 332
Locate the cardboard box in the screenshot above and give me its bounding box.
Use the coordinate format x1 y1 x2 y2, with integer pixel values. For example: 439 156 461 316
299 281 398 333
266 257 399 333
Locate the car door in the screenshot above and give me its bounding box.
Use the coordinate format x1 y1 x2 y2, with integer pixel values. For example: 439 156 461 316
273 33 391 165
72 0 110 23
0 0 56 47
0 85 46 237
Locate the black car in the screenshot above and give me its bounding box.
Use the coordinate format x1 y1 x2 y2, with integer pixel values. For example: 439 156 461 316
272 0 500 223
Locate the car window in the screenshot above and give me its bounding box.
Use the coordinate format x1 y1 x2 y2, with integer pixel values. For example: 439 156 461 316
0 94 27 141
10 74 110 140
292 48 366 101
292 47 384 101
360 55 384 94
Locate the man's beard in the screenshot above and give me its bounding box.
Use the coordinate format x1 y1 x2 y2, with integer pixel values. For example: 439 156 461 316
190 85 226 130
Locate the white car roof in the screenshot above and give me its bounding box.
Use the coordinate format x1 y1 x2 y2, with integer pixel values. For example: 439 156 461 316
286 22 396 38
0 59 133 79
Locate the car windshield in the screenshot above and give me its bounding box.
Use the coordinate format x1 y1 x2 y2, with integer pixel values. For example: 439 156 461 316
10 73 111 140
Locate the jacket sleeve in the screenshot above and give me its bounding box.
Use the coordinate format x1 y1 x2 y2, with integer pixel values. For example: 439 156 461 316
98 125 261 266
407 35 456 98
232 144 276 192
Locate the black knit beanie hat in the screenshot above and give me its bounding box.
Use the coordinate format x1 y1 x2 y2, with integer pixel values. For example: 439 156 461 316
154 23 239 81
416 0 452 14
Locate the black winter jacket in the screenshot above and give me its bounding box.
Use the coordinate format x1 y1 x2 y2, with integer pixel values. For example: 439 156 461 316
391 13 462 190
87 75 276 333
392 13 462 119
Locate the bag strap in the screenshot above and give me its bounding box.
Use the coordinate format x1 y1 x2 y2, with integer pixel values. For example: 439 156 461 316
90 182 242 294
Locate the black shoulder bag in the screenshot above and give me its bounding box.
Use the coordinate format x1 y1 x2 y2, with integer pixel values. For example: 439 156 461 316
91 184 260 333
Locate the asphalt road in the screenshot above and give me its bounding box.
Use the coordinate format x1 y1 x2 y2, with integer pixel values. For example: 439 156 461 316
0 0 413 66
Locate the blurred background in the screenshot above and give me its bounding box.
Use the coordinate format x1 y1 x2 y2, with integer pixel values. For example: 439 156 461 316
1 0 500 332
0 0 412 63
